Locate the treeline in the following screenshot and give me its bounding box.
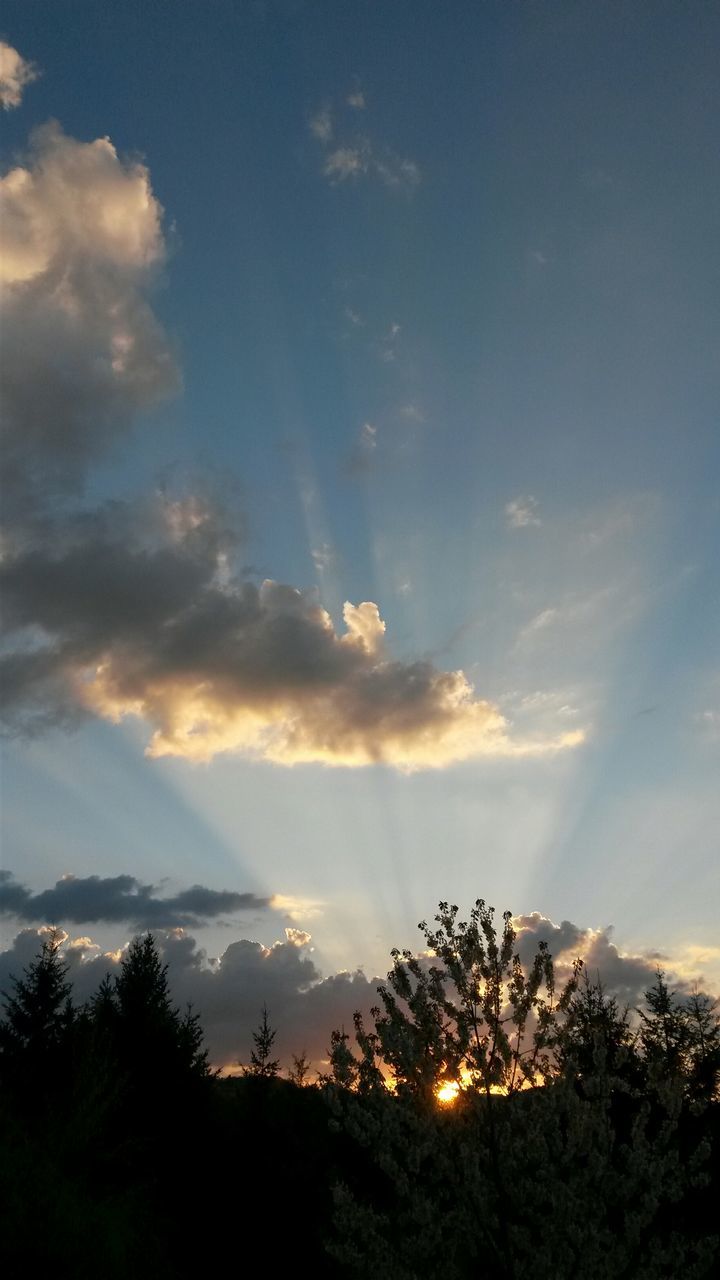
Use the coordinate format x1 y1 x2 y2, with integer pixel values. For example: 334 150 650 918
0 900 718 1278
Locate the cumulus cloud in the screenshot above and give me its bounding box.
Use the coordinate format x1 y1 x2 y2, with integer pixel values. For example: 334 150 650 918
0 870 271 929
0 113 579 771
0 517 584 765
0 922 379 1071
505 496 541 529
0 121 177 514
511 912 699 1007
0 41 38 109
2 908 715 1073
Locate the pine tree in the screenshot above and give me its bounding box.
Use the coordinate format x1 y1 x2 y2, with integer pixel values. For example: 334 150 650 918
244 1005 280 1078
289 1050 311 1086
104 933 208 1080
0 927 75 1100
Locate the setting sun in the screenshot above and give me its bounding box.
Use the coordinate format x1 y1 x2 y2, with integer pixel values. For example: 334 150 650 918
436 1080 461 1106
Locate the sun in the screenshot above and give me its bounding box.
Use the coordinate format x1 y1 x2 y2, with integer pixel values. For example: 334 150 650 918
435 1080 460 1106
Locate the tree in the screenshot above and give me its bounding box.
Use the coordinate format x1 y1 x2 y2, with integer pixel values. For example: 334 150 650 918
369 899 579 1098
685 988 720 1103
109 933 208 1080
639 969 689 1083
556 967 641 1089
0 927 75 1100
289 1050 311 1086
244 1005 280 1078
327 898 719 1280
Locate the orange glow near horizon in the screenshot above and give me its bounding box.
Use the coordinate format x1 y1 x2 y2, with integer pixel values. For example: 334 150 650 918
435 1080 460 1105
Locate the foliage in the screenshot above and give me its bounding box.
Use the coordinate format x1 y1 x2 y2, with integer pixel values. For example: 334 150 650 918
349 899 579 1098
0 899 717 1279
289 1049 312 1086
244 1004 280 1078
0 927 75 1103
324 898 720 1279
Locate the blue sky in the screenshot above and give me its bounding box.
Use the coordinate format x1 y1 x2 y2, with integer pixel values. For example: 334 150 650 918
1 2 718 1060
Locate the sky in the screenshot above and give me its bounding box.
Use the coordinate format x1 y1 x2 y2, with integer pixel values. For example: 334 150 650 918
1 1 718 1069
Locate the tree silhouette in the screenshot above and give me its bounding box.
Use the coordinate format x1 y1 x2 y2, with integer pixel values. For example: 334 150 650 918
0 927 75 1102
245 1004 280 1077
368 898 579 1098
109 933 208 1080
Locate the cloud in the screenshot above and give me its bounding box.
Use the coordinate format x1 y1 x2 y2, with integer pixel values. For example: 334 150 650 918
0 519 585 765
311 542 335 572
309 96 419 190
0 41 38 109
360 422 377 450
285 927 312 947
0 870 271 929
0 114 577 772
505 496 541 529
2 908 715 1074
511 912 708 1007
324 144 370 182
0 121 178 515
0 922 379 1071
309 105 332 142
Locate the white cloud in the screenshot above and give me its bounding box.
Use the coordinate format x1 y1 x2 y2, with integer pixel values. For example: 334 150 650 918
0 122 177 511
309 105 333 142
270 894 325 923
0 41 38 110
311 542 335 572
310 95 419 190
324 145 370 182
285 927 312 947
505 495 541 529
347 89 366 110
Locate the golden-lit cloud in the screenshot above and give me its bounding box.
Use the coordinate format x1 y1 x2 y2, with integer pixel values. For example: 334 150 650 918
73 581 584 768
1 122 177 513
0 113 580 772
0 41 38 110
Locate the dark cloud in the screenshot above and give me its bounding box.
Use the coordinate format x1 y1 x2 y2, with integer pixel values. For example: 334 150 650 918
0 923 379 1071
1 912 715 1074
513 911 693 1008
0 516 582 765
0 870 270 930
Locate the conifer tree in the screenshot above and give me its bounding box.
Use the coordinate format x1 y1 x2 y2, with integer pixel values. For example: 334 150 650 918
0 928 74 1098
245 1004 280 1077
104 933 208 1080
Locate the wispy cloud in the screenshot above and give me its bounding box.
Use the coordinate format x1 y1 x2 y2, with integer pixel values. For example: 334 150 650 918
324 143 371 182
0 41 38 109
309 90 419 190
309 104 333 142
505 495 542 529
311 541 335 572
